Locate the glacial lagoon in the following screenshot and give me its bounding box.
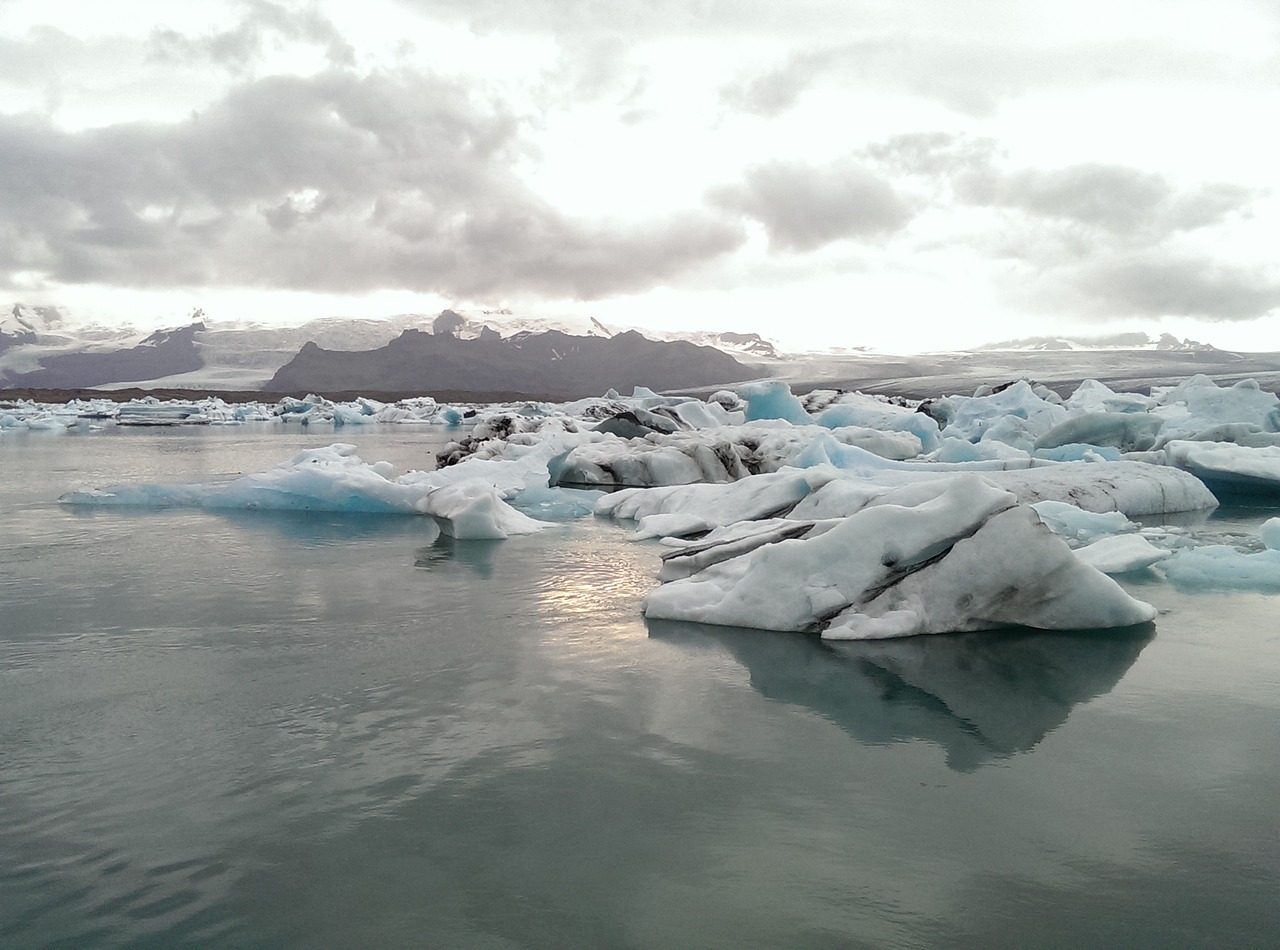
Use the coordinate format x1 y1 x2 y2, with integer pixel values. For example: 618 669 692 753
2 424 1278 948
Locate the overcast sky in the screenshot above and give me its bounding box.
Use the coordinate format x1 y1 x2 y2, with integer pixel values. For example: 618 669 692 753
2 0 1278 351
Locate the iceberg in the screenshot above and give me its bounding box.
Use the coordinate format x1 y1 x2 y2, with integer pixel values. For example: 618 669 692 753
1074 534 1172 574
1263 517 1280 551
736 379 813 424
1033 411 1163 452
981 462 1217 516
423 479 550 539
815 392 941 452
930 382 1068 445
1029 500 1136 544
1163 440 1280 493
59 443 550 540
1151 375 1280 440
597 468 823 531
42 368 1280 639
1064 379 1156 414
1160 545 1280 592
642 476 1156 639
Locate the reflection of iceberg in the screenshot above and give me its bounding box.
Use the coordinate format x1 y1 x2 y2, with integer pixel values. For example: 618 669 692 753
647 619 1153 771
414 531 501 579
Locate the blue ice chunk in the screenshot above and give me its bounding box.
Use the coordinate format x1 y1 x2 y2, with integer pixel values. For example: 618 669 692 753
1034 443 1122 462
1262 517 1280 551
816 401 940 452
1160 545 1280 592
940 382 1068 444
1030 500 1134 544
509 485 604 520
60 444 425 514
736 381 813 425
792 433 900 471
929 437 1028 463
1035 412 1163 452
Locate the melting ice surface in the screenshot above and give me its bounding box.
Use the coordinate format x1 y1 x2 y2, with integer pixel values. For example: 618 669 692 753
48 371 1280 634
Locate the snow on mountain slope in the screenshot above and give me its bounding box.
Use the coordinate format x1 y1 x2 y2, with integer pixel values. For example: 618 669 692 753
978 332 1217 353
0 304 73 346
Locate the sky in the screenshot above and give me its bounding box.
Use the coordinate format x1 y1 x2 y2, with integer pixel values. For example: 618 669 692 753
1 0 1278 353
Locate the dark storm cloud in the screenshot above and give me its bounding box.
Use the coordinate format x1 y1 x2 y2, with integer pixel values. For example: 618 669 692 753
709 158 913 251
147 0 356 72
0 69 744 297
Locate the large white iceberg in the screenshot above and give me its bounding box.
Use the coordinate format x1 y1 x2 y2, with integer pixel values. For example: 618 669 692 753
641 476 1156 639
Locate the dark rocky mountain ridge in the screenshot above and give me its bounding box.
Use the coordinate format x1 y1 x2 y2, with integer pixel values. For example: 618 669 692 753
5 323 205 390
266 328 757 397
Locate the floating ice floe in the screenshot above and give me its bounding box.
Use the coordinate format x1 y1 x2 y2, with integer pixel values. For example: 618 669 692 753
1029 501 1137 544
641 476 1156 639
1160 546 1280 592
1152 515 1280 592
1074 535 1172 574
60 443 550 539
1162 440 1280 493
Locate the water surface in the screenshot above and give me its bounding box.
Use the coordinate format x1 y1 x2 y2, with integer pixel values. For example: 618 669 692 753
2 426 1277 948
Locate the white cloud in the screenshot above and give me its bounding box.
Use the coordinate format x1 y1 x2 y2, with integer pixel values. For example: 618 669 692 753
2 0 1279 350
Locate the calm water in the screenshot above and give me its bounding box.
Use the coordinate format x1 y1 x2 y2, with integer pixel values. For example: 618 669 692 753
1 426 1278 949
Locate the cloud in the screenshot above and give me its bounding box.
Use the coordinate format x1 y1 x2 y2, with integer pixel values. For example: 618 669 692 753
710 158 913 251
389 0 910 40
722 38 1248 118
1026 253 1280 322
863 132 1260 242
147 0 356 72
965 165 1257 239
0 69 744 299
855 131 1276 322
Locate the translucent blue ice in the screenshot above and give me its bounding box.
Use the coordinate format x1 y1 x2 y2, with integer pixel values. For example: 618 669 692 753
1161 546 1280 592
736 381 813 425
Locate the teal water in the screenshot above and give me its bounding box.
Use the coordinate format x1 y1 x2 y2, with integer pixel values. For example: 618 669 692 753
1 426 1278 948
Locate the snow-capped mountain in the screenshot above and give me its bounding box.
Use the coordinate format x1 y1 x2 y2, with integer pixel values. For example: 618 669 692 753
427 309 781 359
0 304 74 350
978 332 1217 353
0 305 776 393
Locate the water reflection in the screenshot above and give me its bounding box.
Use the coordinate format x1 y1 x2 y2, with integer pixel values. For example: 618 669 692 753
647 619 1154 771
413 532 502 578
62 503 436 545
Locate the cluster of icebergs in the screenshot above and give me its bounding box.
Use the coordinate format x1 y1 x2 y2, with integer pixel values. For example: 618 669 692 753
0 393 468 430
47 373 1280 638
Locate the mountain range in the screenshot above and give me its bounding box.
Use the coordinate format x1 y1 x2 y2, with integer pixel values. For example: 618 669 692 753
5 302 1278 400
0 305 766 396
